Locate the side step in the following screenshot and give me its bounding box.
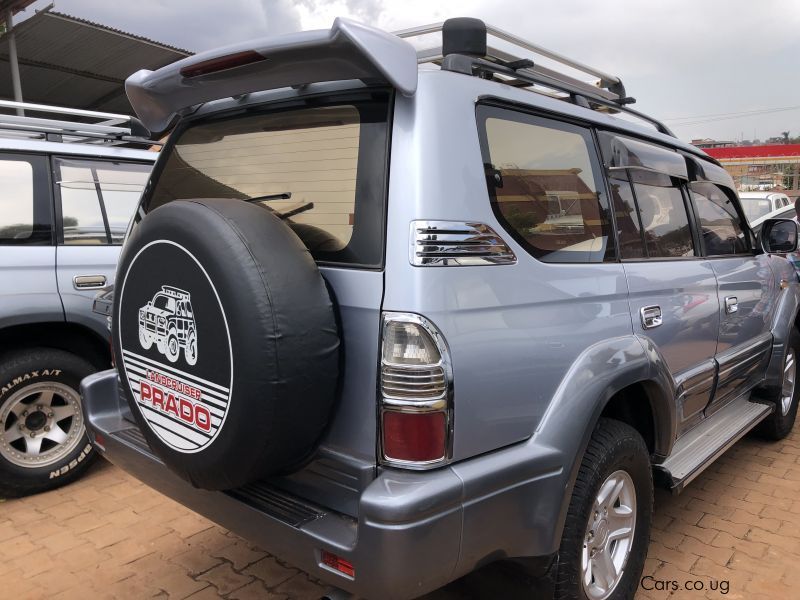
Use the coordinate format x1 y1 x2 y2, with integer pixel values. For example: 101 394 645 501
657 396 772 492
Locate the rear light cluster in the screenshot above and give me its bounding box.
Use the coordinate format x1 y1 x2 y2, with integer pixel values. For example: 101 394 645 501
379 313 452 467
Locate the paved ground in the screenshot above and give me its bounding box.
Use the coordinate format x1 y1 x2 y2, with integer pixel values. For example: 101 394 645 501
3 426 800 599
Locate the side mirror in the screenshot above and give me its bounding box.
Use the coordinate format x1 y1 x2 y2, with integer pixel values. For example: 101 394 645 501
760 218 799 253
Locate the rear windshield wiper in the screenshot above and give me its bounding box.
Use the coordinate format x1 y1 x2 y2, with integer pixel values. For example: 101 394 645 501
280 202 314 219
246 192 292 203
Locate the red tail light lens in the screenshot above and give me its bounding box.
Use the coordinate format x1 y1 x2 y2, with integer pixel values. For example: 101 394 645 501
382 410 446 463
321 550 355 578
180 50 267 78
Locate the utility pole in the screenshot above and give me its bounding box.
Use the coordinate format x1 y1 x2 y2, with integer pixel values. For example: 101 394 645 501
4 7 24 115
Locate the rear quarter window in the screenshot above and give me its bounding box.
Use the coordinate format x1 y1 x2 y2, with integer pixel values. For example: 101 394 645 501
476 105 615 264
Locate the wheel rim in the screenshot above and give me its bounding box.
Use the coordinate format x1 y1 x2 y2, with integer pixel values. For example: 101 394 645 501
581 469 637 600
168 337 178 356
0 382 84 468
781 349 796 416
186 334 197 364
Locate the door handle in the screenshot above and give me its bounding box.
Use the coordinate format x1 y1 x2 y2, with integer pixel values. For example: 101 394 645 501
73 275 107 290
724 296 738 314
640 305 662 329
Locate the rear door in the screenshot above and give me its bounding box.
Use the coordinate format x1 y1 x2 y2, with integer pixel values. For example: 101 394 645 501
599 134 720 433
0 153 62 328
129 95 392 515
53 156 151 338
688 179 775 413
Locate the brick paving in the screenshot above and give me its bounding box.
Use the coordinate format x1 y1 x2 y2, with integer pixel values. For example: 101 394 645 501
3 426 800 599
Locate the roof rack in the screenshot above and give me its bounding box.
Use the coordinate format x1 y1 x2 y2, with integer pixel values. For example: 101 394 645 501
394 18 676 138
0 100 161 147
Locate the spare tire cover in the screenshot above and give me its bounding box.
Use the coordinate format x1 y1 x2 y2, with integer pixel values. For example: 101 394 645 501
114 198 339 490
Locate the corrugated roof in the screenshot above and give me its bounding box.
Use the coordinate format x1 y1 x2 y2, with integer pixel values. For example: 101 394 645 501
0 0 37 18
0 9 191 114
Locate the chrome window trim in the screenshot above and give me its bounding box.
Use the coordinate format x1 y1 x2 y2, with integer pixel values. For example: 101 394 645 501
409 220 517 266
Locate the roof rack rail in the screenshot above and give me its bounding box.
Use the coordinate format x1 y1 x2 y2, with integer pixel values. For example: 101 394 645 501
395 18 676 138
0 100 161 147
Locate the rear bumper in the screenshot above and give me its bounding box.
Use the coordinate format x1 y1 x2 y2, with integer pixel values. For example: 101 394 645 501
81 369 565 599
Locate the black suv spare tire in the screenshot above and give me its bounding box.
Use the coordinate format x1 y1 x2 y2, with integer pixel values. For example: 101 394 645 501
114 199 340 490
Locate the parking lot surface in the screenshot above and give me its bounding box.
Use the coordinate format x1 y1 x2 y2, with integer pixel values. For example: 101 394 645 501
3 426 800 600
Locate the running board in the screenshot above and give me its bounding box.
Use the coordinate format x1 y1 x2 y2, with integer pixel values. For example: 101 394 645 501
657 397 772 492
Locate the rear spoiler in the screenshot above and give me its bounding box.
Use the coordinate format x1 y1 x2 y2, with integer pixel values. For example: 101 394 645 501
125 18 418 134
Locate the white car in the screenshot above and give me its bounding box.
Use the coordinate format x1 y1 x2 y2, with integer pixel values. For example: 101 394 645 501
749 204 797 235
740 191 792 223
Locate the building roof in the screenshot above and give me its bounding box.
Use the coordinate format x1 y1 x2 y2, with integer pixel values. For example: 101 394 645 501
0 8 191 114
705 144 800 160
0 0 37 18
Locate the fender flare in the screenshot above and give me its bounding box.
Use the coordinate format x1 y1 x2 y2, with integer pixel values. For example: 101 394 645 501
763 276 800 389
531 334 675 552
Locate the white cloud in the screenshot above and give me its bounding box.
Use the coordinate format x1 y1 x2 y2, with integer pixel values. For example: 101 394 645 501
15 0 800 140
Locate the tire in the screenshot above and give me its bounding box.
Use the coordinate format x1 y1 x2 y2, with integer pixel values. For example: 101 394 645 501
756 328 800 440
185 330 198 366
114 198 339 490
0 349 97 498
165 329 180 363
139 328 153 350
555 418 653 600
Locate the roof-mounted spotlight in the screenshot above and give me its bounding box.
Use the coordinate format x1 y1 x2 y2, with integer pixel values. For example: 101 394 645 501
442 18 487 58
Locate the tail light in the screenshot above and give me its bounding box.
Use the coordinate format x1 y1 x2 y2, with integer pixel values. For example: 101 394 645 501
180 50 267 78
379 313 452 468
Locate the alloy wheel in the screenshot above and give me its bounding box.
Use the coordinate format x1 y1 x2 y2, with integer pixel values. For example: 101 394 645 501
0 382 84 468
581 469 637 600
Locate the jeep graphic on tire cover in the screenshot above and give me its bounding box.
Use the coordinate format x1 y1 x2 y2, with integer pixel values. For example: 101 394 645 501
122 242 230 455
114 199 340 490
139 286 198 366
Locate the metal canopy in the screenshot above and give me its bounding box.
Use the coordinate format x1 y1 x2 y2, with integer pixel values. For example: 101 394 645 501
0 0 36 17
0 7 191 114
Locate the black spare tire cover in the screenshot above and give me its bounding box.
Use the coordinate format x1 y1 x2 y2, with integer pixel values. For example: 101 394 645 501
114 198 340 490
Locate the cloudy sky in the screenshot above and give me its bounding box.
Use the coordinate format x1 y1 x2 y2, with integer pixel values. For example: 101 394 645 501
14 0 800 142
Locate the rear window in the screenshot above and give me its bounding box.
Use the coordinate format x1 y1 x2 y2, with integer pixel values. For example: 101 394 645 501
144 97 390 268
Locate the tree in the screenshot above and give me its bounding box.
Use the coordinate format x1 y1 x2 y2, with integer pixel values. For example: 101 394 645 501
782 131 790 143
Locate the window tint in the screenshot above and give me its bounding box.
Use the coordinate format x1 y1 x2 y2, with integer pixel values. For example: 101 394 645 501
630 171 695 258
691 183 749 255
56 158 150 245
609 176 645 259
477 107 614 263
145 99 390 268
0 158 50 245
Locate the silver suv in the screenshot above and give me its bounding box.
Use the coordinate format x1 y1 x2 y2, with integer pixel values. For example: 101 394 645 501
82 18 800 599
0 101 154 497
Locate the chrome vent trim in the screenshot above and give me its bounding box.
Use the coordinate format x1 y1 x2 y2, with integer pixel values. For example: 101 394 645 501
410 220 517 266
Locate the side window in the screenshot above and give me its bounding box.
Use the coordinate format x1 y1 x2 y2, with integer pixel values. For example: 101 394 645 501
629 170 695 258
598 132 696 260
608 175 645 259
55 158 150 245
0 155 51 245
690 183 749 255
477 106 615 263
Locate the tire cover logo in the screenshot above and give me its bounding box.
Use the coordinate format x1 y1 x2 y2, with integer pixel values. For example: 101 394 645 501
118 240 232 453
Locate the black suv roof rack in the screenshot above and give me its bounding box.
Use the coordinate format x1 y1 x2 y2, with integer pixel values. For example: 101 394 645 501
0 100 160 147
394 18 676 138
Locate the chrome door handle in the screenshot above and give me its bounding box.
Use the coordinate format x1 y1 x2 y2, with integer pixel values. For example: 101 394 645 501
640 305 662 329
73 275 107 290
724 296 738 314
